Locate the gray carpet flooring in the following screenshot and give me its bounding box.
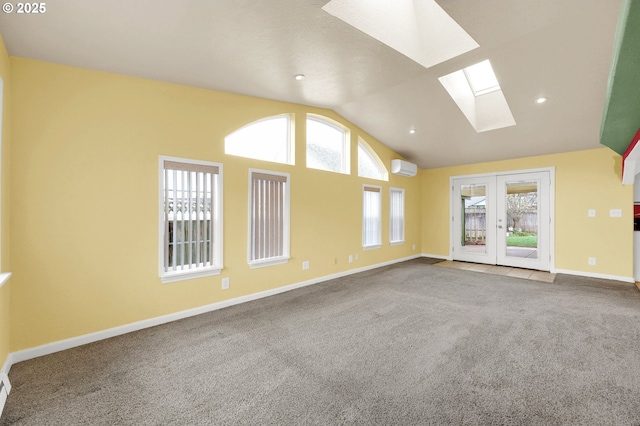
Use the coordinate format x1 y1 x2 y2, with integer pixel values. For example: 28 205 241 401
2 258 640 425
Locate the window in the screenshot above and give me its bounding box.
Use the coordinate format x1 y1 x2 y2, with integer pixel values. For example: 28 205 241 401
390 188 405 245
362 185 382 249
358 139 387 181
249 169 290 268
159 157 223 283
225 114 293 165
306 115 350 174
463 59 500 96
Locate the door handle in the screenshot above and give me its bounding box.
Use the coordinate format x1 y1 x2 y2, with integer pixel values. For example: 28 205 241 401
498 225 503 229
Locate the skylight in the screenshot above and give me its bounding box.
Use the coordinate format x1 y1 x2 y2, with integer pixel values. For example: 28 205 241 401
463 60 500 96
438 60 516 133
322 0 478 69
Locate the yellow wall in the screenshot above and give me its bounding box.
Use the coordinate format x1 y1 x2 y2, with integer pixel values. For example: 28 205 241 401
9 58 421 351
421 148 633 278
4 55 635 355
0 34 11 369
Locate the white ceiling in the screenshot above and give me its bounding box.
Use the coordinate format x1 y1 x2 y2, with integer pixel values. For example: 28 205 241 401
0 0 621 169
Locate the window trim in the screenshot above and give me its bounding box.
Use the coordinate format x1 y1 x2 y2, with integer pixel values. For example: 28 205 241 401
158 156 224 283
389 187 405 245
0 76 4 268
306 114 351 175
362 184 383 250
357 138 388 181
247 168 291 269
0 77 10 287
224 114 295 165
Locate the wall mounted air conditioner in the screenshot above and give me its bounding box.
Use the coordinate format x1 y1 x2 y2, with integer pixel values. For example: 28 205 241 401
391 159 417 177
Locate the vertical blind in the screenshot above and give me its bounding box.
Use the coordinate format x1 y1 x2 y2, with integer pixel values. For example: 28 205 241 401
251 172 287 261
363 186 382 247
163 161 219 272
390 188 404 242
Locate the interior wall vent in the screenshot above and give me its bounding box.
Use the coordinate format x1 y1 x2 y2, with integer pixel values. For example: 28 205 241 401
391 159 417 177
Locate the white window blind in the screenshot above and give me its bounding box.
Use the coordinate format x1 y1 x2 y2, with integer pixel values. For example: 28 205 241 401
250 170 290 266
363 185 382 248
161 158 222 282
390 188 405 244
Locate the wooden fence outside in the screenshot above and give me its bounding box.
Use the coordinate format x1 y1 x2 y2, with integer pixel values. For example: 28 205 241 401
464 210 537 243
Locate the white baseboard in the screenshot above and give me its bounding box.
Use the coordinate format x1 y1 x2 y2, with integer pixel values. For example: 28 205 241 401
10 254 421 365
10 255 631 368
0 355 11 418
553 268 634 283
417 257 633 284
421 253 451 260
0 386 6 419
0 354 11 376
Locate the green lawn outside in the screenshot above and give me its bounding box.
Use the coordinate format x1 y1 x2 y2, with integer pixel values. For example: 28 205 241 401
506 235 538 247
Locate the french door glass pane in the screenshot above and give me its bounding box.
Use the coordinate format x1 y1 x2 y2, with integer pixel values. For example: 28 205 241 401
461 184 487 254
504 180 538 259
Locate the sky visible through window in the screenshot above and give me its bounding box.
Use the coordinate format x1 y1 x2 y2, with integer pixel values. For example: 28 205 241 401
225 116 291 164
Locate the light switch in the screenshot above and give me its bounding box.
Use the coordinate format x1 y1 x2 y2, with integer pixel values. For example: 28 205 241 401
588 209 596 217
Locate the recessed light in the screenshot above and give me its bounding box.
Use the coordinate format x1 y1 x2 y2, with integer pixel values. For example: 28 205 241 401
536 97 547 104
294 74 305 81
409 129 416 134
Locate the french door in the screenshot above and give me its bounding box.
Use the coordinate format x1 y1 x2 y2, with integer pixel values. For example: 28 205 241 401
451 170 552 271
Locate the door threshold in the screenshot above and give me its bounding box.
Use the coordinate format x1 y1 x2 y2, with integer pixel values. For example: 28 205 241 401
435 260 555 283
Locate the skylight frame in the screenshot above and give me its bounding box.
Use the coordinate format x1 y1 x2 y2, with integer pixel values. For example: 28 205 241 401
438 58 516 133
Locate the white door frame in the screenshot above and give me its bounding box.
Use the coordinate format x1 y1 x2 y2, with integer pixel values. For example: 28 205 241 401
449 167 555 271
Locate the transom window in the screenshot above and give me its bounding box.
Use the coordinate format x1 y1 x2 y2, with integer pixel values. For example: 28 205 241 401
306 115 350 174
159 156 223 283
358 139 388 181
225 114 294 165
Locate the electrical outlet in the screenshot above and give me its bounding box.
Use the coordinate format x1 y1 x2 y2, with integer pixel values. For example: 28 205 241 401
610 209 622 217
588 257 596 266
355 254 359 261
221 278 230 290
334 257 338 265
588 209 596 217
412 244 416 250
348 255 353 263
302 261 309 270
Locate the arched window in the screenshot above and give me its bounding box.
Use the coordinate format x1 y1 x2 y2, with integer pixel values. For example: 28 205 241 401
358 139 388 181
306 115 350 174
225 114 293 165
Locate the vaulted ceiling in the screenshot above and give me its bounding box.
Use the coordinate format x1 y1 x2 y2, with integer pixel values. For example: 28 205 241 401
0 0 624 169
